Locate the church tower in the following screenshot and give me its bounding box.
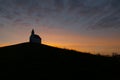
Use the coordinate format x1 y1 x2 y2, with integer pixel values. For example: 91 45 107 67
29 29 41 44
31 29 34 35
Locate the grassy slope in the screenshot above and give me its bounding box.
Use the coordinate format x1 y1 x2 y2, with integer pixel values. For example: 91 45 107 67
0 42 120 79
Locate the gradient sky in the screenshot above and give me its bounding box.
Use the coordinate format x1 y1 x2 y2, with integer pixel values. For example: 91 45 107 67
0 0 120 55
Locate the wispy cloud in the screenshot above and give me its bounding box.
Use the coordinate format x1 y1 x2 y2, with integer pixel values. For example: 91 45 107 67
0 0 120 29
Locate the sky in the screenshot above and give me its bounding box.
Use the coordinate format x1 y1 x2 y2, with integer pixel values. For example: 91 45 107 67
0 0 120 55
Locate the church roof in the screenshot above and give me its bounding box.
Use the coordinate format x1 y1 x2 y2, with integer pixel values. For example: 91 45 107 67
32 34 41 39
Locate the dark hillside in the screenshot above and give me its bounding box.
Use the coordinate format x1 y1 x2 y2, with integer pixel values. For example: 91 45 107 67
0 42 120 79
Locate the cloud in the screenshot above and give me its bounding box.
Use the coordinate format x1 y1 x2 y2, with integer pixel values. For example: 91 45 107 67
0 23 4 27
66 0 120 29
91 12 120 29
0 0 120 30
89 0 120 29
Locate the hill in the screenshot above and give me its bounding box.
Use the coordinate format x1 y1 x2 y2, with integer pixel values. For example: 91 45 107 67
0 42 120 79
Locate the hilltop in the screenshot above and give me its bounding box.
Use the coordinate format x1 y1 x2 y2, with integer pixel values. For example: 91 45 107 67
0 42 120 79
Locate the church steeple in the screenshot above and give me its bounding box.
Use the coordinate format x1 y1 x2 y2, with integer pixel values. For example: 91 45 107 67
31 29 34 35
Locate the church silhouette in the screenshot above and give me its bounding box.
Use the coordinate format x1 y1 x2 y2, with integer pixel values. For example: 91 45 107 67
29 29 41 44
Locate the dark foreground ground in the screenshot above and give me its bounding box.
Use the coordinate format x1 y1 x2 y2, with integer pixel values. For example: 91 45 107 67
0 42 120 79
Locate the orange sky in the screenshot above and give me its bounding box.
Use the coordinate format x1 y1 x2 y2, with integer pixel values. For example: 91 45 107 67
0 26 120 55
